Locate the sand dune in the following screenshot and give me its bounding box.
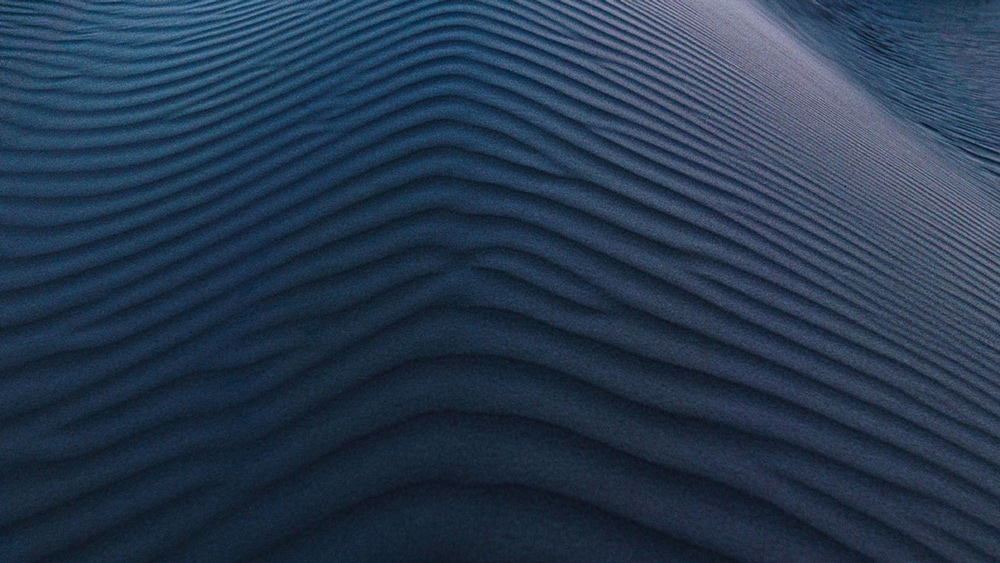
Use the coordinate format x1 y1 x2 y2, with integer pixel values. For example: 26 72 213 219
763 0 1000 179
2 0 1000 561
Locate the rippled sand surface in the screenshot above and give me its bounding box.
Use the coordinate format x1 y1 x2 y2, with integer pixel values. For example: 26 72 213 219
3 1 1000 561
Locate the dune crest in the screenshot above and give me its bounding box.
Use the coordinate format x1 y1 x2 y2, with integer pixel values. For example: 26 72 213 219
761 0 1000 179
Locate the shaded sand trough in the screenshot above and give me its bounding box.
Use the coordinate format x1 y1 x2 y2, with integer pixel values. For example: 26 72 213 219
2 0 1000 561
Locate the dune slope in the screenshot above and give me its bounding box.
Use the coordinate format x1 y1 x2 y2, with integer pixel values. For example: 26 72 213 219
761 0 1000 179
2 0 1000 561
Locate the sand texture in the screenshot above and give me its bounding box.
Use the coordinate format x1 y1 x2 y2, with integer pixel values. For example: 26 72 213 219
2 0 1000 561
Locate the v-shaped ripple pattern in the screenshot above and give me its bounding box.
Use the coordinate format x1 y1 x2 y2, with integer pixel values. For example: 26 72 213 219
2 0 1000 561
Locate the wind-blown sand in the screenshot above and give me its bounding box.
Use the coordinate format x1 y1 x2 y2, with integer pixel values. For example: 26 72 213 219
2 0 1000 561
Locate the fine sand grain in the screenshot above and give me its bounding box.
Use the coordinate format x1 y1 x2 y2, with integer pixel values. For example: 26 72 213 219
2 0 1000 561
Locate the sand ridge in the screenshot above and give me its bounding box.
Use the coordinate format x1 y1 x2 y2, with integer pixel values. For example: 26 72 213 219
2 0 1000 561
